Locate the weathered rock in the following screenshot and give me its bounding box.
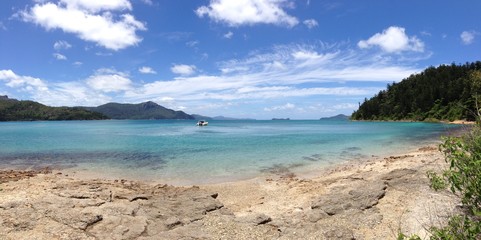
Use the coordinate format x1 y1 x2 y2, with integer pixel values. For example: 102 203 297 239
238 213 272 225
165 216 182 229
381 168 417 181
311 181 386 215
47 210 103 230
381 168 420 188
323 226 356 240
348 182 386 210
306 209 328 223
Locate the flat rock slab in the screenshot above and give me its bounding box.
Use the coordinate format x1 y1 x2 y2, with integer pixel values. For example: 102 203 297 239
0 177 229 239
311 181 387 215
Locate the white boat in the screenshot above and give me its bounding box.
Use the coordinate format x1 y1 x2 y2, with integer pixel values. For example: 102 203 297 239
196 120 208 126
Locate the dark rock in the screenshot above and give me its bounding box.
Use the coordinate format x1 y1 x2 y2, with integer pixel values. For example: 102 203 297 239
238 213 272 225
129 194 150 202
165 217 182 229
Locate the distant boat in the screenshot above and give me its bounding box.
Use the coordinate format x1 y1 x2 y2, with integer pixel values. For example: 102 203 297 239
196 120 208 126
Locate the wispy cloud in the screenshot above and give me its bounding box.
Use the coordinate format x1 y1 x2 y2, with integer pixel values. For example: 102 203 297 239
0 21 6 31
53 53 67 60
196 0 299 27
73 61 83 67
303 19 318 29
264 103 296 111
140 0 153 6
53 40 72 50
0 34 425 117
124 41 419 104
224 31 234 39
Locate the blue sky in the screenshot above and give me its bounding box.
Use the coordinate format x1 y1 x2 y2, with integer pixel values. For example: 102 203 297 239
0 0 480 119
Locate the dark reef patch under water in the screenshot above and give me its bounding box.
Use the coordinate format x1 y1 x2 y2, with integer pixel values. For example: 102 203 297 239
0 151 167 171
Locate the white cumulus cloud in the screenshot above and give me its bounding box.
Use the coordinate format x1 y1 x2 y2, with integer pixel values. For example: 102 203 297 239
86 69 132 92
0 69 48 92
358 26 424 53
20 1 146 50
196 0 299 27
0 69 111 106
171 64 196 76
60 0 132 13
138 66 156 74
461 31 477 45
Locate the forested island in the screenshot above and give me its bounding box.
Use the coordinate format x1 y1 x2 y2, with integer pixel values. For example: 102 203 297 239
84 101 194 120
0 97 194 121
0 96 107 121
352 62 481 121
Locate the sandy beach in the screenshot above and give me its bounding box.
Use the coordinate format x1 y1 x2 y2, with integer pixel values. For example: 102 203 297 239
0 143 460 239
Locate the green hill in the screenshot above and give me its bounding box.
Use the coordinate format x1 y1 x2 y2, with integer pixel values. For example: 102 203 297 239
320 114 350 121
86 101 194 120
351 61 481 121
0 96 108 121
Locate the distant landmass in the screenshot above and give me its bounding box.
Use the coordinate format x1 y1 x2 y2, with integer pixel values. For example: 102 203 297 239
85 101 194 120
272 118 290 120
191 114 212 120
212 116 256 120
0 96 107 121
0 97 196 121
320 114 350 121
191 114 256 121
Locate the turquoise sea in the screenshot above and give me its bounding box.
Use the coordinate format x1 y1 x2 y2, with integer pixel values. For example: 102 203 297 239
0 120 459 185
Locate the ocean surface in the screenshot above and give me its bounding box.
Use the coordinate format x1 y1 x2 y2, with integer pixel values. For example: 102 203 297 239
0 120 460 184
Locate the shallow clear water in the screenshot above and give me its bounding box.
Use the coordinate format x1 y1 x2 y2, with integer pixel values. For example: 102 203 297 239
0 120 459 184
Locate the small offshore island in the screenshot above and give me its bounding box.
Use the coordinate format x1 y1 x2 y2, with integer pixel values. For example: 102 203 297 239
1 62 481 239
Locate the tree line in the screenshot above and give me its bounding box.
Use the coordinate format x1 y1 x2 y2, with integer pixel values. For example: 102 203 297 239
351 61 481 121
0 98 107 121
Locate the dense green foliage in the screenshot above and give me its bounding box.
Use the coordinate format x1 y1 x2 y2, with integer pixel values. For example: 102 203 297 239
86 101 194 120
352 62 481 121
439 128 481 212
427 123 481 239
399 122 481 239
0 97 108 121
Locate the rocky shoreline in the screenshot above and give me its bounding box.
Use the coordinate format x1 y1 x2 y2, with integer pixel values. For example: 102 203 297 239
0 145 459 239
